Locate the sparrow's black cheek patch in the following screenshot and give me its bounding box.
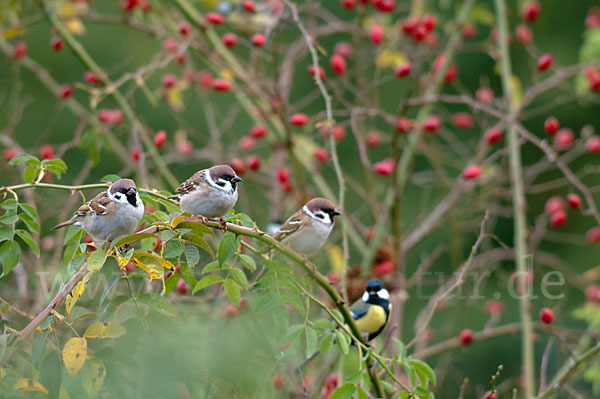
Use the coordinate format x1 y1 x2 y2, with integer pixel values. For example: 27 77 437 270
126 195 137 207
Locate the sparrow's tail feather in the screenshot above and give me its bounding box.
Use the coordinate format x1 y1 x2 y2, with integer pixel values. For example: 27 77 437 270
294 349 321 375
51 219 75 230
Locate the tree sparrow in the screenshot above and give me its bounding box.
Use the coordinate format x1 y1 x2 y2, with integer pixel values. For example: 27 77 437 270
52 179 144 242
174 165 242 218
273 198 341 255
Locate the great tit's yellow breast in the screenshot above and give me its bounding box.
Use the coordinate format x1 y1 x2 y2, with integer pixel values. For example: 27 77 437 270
355 305 387 334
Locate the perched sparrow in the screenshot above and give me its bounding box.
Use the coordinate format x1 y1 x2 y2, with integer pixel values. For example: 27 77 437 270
273 198 340 255
175 165 242 218
295 278 390 373
52 179 144 242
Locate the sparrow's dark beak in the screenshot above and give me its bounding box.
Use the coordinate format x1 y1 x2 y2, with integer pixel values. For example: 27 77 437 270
127 188 136 197
232 176 243 183
332 209 341 216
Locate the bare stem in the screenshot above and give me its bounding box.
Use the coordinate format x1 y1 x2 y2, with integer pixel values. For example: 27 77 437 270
494 0 535 396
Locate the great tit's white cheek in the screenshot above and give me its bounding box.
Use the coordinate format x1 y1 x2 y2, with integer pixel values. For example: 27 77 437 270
362 291 369 302
377 289 390 300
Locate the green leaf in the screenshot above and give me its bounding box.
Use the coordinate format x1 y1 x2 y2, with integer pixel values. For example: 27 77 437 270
23 165 38 183
18 203 38 220
393 337 407 361
202 260 221 274
224 279 240 305
16 229 40 257
42 159 67 178
18 212 39 233
409 358 437 387
64 226 84 245
313 318 335 331
0 240 21 277
356 386 368 399
401 361 417 388
31 332 47 368
179 262 196 289
163 239 183 259
175 221 213 235
318 332 334 353
282 324 304 344
239 254 256 271
192 275 224 294
137 292 177 316
9 154 40 166
0 226 15 242
381 381 395 393
230 268 248 289
100 174 121 183
111 233 157 249
1 199 18 210
183 242 200 266
182 232 213 257
87 250 107 272
329 383 356 399
39 351 62 399
0 213 18 225
337 330 350 355
99 274 120 306
305 326 318 357
218 232 237 265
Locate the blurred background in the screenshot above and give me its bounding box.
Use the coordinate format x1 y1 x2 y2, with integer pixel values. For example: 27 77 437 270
1 0 600 398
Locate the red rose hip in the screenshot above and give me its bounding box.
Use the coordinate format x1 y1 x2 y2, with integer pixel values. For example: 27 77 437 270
154 131 167 148
459 329 473 345
539 308 553 324
463 165 481 180
544 117 559 135
538 54 553 72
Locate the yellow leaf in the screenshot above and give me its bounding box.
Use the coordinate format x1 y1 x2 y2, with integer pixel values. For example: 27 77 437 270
170 213 189 228
13 378 48 394
0 367 4 379
376 50 408 70
327 245 345 275
62 337 87 378
59 3 79 16
82 359 106 398
509 75 523 107
66 278 88 314
2 27 25 39
66 19 85 35
166 87 184 112
220 69 234 81
132 252 175 280
83 322 126 339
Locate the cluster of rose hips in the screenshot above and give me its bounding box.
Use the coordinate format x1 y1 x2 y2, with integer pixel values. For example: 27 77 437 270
543 194 583 229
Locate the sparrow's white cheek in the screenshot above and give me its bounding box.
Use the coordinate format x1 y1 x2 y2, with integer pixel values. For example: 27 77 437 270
362 291 369 302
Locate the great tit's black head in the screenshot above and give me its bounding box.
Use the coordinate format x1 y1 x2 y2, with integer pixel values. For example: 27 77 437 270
209 165 243 191
362 278 390 304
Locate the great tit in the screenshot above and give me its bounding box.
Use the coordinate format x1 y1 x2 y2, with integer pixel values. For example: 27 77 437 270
295 278 391 374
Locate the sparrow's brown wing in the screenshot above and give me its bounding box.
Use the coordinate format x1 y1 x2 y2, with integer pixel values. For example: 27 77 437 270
272 208 306 241
74 190 113 217
52 189 112 230
175 170 206 195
